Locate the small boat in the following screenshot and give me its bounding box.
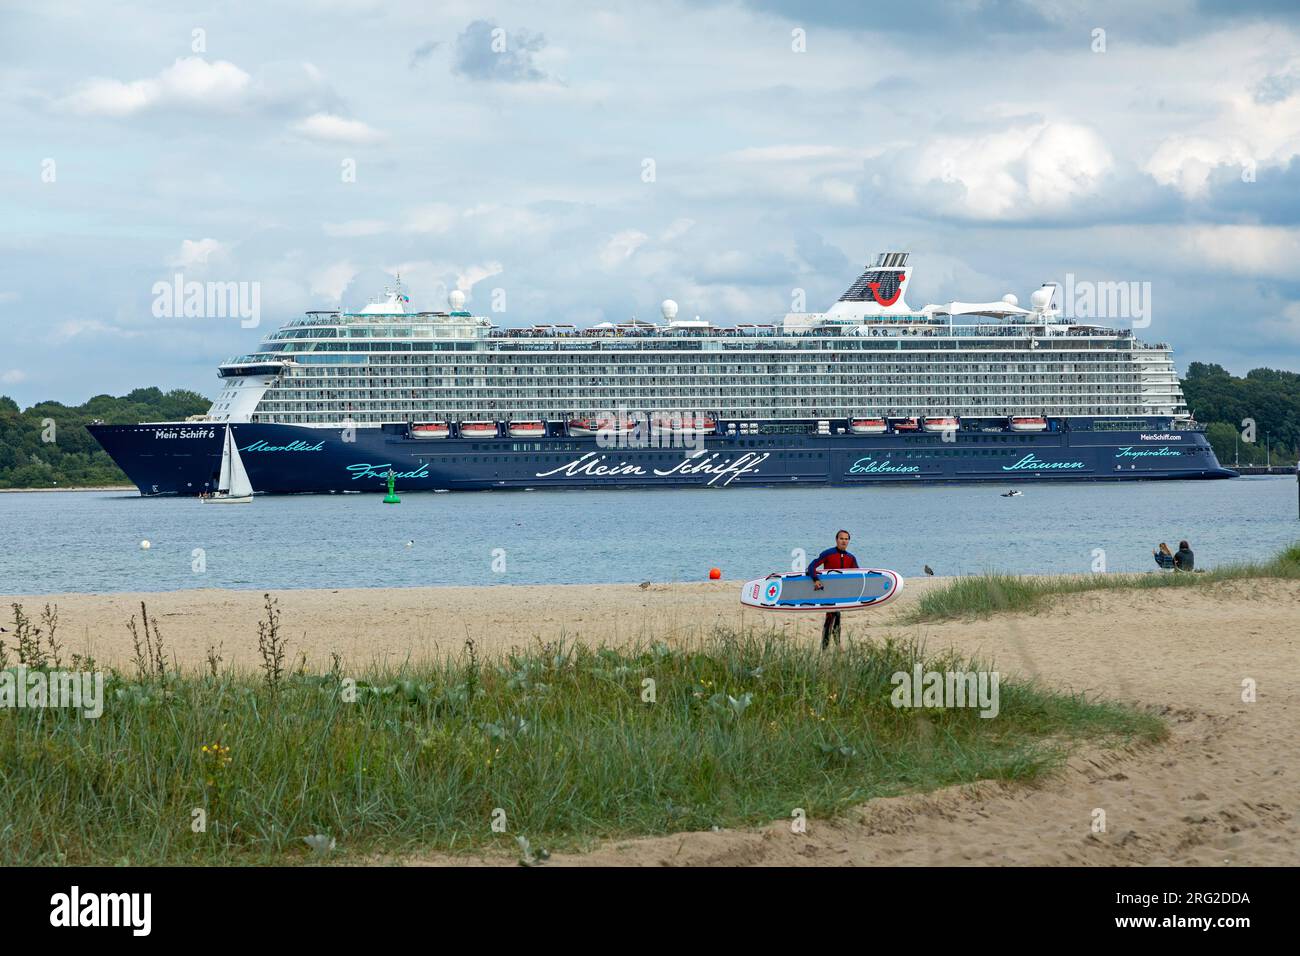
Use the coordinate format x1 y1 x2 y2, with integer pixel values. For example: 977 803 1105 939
1009 416 1047 432
508 420 546 438
1000 489 1023 498
410 421 449 439
204 425 254 503
850 418 887 435
568 417 635 436
893 417 921 432
671 416 716 435
923 416 959 433
460 421 498 438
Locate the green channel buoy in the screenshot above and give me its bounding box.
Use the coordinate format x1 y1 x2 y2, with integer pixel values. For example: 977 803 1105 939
382 469 401 504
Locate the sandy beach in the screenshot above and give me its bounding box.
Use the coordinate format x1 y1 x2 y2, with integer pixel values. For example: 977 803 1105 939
4 577 1297 866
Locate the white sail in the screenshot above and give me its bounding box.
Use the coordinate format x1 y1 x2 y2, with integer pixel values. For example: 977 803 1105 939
227 428 254 498
217 425 234 492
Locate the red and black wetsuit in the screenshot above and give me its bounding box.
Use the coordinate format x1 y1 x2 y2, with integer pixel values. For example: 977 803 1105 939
807 547 859 580
807 547 859 649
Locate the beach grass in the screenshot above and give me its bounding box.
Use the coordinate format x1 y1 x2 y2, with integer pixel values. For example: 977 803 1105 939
904 541 1300 623
0 603 1162 865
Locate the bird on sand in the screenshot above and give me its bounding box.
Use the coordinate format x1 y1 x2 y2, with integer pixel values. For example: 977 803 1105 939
923 565 934 576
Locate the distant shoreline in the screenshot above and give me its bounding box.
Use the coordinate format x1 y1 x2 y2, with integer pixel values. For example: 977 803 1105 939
0 486 136 493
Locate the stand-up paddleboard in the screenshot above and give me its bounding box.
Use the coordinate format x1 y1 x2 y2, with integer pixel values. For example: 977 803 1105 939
740 568 904 612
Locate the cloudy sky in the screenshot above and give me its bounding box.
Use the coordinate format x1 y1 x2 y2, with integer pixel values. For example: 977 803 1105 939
3 0 1300 406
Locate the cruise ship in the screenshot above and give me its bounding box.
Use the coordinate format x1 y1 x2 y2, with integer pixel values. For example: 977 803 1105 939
88 252 1234 495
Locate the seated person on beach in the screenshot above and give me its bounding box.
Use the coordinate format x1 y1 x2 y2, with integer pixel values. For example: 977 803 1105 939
1153 542 1174 568
1173 540 1194 572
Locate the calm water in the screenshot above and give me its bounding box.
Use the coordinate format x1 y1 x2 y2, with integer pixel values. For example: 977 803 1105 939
1 479 1297 595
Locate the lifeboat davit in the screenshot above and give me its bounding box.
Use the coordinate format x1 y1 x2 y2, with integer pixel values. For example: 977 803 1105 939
508 421 546 438
460 421 498 438
1009 416 1047 432
410 422 449 439
893 417 921 432
922 416 959 433
850 418 887 435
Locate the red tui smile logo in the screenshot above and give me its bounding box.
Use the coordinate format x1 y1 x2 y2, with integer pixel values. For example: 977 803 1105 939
868 273 905 307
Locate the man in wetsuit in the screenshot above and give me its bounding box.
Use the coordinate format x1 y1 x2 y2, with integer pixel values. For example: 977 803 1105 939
808 529 858 650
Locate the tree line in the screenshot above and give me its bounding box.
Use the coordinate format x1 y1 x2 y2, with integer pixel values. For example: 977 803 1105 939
1181 363 1300 467
0 387 209 488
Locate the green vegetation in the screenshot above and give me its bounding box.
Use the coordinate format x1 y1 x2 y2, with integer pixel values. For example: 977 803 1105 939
904 542 1300 623
1182 363 1300 466
0 599 1162 865
0 387 208 489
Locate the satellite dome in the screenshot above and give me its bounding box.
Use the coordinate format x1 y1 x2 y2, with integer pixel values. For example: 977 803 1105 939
1030 287 1053 310
1001 293 1019 306
661 299 678 321
449 289 466 311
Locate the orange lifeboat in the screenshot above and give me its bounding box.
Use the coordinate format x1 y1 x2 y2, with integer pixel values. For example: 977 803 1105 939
460 421 498 438
1009 416 1047 432
850 418 887 435
410 422 449 439
671 416 716 435
922 416 959 433
568 417 635 436
508 421 546 438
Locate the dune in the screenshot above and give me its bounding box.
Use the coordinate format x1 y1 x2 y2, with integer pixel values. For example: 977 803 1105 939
4 577 1297 866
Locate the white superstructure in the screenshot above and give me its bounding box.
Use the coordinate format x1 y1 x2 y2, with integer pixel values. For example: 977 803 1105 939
203 255 1188 426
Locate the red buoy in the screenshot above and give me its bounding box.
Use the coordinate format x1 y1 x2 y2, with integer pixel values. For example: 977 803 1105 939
708 568 721 580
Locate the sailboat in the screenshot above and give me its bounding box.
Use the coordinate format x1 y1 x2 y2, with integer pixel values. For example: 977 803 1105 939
204 425 254 503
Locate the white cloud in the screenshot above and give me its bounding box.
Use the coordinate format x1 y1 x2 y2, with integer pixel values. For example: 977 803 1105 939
456 262 505 294
169 239 229 270
400 203 553 246
704 144 879 208
1141 41 1300 198
728 145 846 163
292 112 385 144
323 219 389 237
1144 135 1254 199
463 204 551 242
50 320 141 343
912 121 1113 219
13 3 1300 393
600 230 649 268
1 369 27 385
310 260 357 300
660 218 696 242
403 203 459 235
61 57 251 116
1181 226 1300 277
0 291 19 305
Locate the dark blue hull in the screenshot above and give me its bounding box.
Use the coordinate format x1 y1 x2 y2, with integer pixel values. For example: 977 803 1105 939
88 419 1236 496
